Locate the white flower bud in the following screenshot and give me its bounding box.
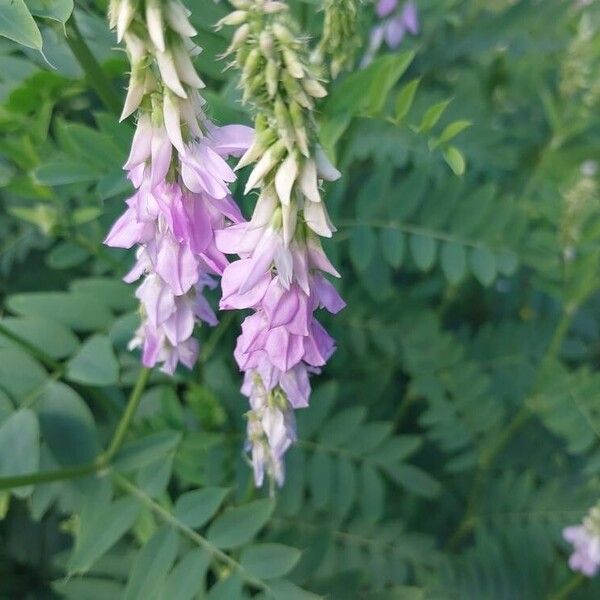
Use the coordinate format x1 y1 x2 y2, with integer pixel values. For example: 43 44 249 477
315 146 341 181
281 200 297 246
163 91 186 154
302 77 327 98
156 49 188 98
146 0 166 52
172 43 205 89
166 0 197 37
272 23 294 44
275 153 299 205
304 197 336 237
117 0 136 42
244 142 285 192
299 159 321 203
121 67 145 121
124 31 147 65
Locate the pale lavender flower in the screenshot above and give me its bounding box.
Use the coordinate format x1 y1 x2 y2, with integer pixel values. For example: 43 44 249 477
563 507 600 577
362 0 420 67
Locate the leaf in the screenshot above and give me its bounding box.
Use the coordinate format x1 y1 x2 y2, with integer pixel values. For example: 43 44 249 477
442 146 466 176
0 409 39 497
436 120 472 146
0 347 47 400
46 242 89 270
25 0 73 23
7 292 113 332
469 247 497 286
207 499 274 549
496 249 519 276
124 527 179 600
380 228 405 268
174 487 229 529
240 544 301 580
53 577 125 600
37 381 99 466
114 431 182 472
349 227 376 272
325 52 414 117
33 160 99 185
0 0 42 49
69 497 141 575
394 78 421 123
67 335 119 387
70 278 137 312
308 450 332 510
409 234 437 271
0 316 78 360
266 580 320 600
384 464 441 499
416 99 452 133
440 241 467 284
163 548 210 600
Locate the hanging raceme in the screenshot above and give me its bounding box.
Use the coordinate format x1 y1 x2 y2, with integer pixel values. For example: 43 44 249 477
105 0 253 373
216 0 345 488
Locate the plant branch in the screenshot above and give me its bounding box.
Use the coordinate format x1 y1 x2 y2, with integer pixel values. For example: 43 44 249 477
547 574 585 600
65 13 122 116
0 367 151 490
113 472 270 593
99 367 151 466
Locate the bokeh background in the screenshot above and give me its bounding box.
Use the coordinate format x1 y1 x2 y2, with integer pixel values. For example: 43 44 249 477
1 0 600 598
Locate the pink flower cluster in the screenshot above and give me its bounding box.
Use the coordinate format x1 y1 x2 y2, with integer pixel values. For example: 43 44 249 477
106 116 251 373
564 521 600 577
215 164 345 486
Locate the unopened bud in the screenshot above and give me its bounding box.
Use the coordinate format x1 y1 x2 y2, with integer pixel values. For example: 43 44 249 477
145 0 165 52
302 77 327 98
262 1 288 14
272 23 294 45
217 10 248 28
166 0 197 37
266 60 279 97
259 31 274 58
227 23 250 54
282 48 304 79
243 48 262 82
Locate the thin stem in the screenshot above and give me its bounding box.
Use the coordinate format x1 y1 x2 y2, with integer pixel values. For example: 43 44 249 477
100 367 151 465
66 14 122 116
547 574 585 600
0 367 151 490
200 312 236 363
0 462 99 491
113 473 270 593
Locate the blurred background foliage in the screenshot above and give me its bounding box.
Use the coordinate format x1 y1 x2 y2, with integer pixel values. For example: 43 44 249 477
1 0 600 598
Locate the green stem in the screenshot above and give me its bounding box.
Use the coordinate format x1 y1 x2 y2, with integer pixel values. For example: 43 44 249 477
547 574 585 600
66 14 122 116
0 367 151 490
0 462 99 491
113 473 270 592
0 323 61 370
100 367 151 465
200 312 236 363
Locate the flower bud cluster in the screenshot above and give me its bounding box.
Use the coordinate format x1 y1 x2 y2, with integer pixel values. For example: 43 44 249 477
217 0 345 487
316 0 361 78
105 0 252 373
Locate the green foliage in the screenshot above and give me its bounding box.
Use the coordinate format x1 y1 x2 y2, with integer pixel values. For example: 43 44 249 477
0 1 600 599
